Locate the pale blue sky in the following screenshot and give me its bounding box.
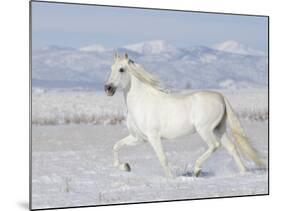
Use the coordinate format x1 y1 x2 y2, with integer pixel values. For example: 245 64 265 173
32 1 268 51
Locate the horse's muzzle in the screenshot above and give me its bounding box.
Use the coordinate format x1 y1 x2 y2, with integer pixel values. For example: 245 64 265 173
104 84 116 96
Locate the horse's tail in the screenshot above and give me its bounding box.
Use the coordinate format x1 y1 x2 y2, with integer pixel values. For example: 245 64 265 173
223 97 264 166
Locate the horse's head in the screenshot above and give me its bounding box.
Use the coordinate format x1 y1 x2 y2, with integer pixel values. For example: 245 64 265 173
105 52 132 96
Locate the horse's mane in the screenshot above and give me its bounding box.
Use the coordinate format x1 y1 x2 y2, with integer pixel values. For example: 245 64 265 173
127 61 169 94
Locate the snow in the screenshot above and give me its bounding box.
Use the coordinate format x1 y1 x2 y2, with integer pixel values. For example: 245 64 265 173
212 40 265 56
32 120 268 209
31 88 268 209
32 89 268 125
79 44 107 52
123 40 178 55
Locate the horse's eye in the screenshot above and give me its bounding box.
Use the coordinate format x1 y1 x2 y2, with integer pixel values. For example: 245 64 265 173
119 68 125 73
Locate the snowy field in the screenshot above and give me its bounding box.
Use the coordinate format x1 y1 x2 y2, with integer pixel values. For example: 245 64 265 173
32 89 268 125
31 89 268 210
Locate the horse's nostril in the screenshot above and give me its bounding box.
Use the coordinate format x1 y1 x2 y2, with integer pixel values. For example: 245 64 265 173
104 84 112 92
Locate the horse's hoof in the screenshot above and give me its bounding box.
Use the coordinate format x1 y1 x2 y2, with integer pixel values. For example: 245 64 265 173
194 169 201 177
119 163 131 172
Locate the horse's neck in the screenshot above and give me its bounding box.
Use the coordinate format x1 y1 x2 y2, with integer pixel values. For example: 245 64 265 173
123 75 152 107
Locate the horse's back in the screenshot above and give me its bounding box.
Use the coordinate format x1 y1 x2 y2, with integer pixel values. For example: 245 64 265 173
190 90 224 101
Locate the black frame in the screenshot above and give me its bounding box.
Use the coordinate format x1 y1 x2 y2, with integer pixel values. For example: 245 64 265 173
29 1 270 210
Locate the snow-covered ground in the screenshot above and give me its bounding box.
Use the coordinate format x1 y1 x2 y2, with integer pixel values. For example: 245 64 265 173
31 89 268 210
32 121 268 209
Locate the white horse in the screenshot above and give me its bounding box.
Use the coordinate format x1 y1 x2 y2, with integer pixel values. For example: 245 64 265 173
105 52 263 178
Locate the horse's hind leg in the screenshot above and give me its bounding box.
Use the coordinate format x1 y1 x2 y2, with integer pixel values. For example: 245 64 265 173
113 135 142 171
194 129 221 177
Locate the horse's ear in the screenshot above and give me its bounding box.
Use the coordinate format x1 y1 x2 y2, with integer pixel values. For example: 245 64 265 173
125 52 128 60
114 52 119 60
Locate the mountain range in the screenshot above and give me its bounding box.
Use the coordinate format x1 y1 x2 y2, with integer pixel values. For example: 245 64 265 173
32 40 268 90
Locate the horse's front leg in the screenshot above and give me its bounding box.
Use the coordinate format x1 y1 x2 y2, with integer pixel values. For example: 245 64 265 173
148 134 173 178
113 135 141 172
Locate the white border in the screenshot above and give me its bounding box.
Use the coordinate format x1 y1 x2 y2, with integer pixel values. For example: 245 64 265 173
0 0 279 211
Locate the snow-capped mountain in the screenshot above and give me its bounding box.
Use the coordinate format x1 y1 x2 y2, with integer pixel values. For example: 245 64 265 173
124 40 179 55
32 40 268 90
212 40 265 56
79 44 107 52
